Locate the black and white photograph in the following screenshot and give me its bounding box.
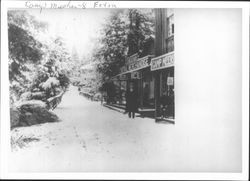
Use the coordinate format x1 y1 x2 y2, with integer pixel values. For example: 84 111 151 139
0 1 249 180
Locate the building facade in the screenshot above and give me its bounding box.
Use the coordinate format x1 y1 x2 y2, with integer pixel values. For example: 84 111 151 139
111 46 155 116
108 8 175 121
152 8 175 121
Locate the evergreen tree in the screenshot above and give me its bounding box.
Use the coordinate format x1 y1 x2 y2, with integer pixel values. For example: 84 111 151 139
94 9 154 89
8 10 72 104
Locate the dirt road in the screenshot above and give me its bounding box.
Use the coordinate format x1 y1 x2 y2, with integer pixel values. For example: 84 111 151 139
9 86 241 172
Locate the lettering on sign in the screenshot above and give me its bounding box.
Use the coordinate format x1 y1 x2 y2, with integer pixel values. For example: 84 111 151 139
120 55 153 74
151 52 174 71
128 56 148 71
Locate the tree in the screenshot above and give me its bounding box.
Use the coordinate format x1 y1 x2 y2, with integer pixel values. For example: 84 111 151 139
94 9 155 90
94 9 128 81
30 37 72 97
8 10 72 104
8 10 48 102
127 9 155 56
8 10 46 81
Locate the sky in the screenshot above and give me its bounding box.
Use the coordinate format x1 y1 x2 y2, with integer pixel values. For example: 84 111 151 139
28 8 113 58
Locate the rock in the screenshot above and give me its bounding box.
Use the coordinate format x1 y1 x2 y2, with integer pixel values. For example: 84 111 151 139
25 112 32 116
10 107 21 128
13 100 60 127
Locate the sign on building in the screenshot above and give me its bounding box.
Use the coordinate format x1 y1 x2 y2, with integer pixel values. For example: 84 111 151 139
120 55 154 74
167 77 174 85
128 55 153 72
131 71 141 79
151 52 174 71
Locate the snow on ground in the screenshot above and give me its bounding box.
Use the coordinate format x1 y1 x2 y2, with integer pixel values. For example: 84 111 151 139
9 86 241 172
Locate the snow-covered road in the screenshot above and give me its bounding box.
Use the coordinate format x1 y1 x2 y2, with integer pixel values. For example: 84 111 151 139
9 85 241 172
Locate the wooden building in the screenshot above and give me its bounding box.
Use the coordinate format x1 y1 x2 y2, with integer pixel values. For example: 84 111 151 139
152 9 175 122
112 40 155 116
110 10 156 116
110 9 175 120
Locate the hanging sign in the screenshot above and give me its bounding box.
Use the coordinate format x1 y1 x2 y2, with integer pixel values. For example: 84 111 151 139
131 71 141 79
151 52 174 71
167 77 174 85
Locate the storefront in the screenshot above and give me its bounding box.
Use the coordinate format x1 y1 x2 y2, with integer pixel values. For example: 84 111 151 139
152 8 175 122
140 68 155 110
119 74 128 105
151 51 175 120
111 74 128 105
115 54 155 115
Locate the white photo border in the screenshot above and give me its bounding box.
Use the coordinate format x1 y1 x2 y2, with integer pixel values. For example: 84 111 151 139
1 1 249 180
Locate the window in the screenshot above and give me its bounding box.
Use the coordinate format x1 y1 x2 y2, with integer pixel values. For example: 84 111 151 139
166 15 174 53
167 15 174 37
166 36 174 53
142 71 155 108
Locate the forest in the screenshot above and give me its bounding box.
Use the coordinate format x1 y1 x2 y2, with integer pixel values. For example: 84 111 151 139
8 9 155 128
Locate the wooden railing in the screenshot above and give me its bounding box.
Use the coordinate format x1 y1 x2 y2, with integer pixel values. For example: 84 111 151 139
46 91 64 110
79 91 93 100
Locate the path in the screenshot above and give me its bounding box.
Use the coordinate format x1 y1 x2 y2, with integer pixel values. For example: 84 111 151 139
9 86 241 172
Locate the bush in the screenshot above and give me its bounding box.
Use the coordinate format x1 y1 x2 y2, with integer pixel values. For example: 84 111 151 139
20 91 32 101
